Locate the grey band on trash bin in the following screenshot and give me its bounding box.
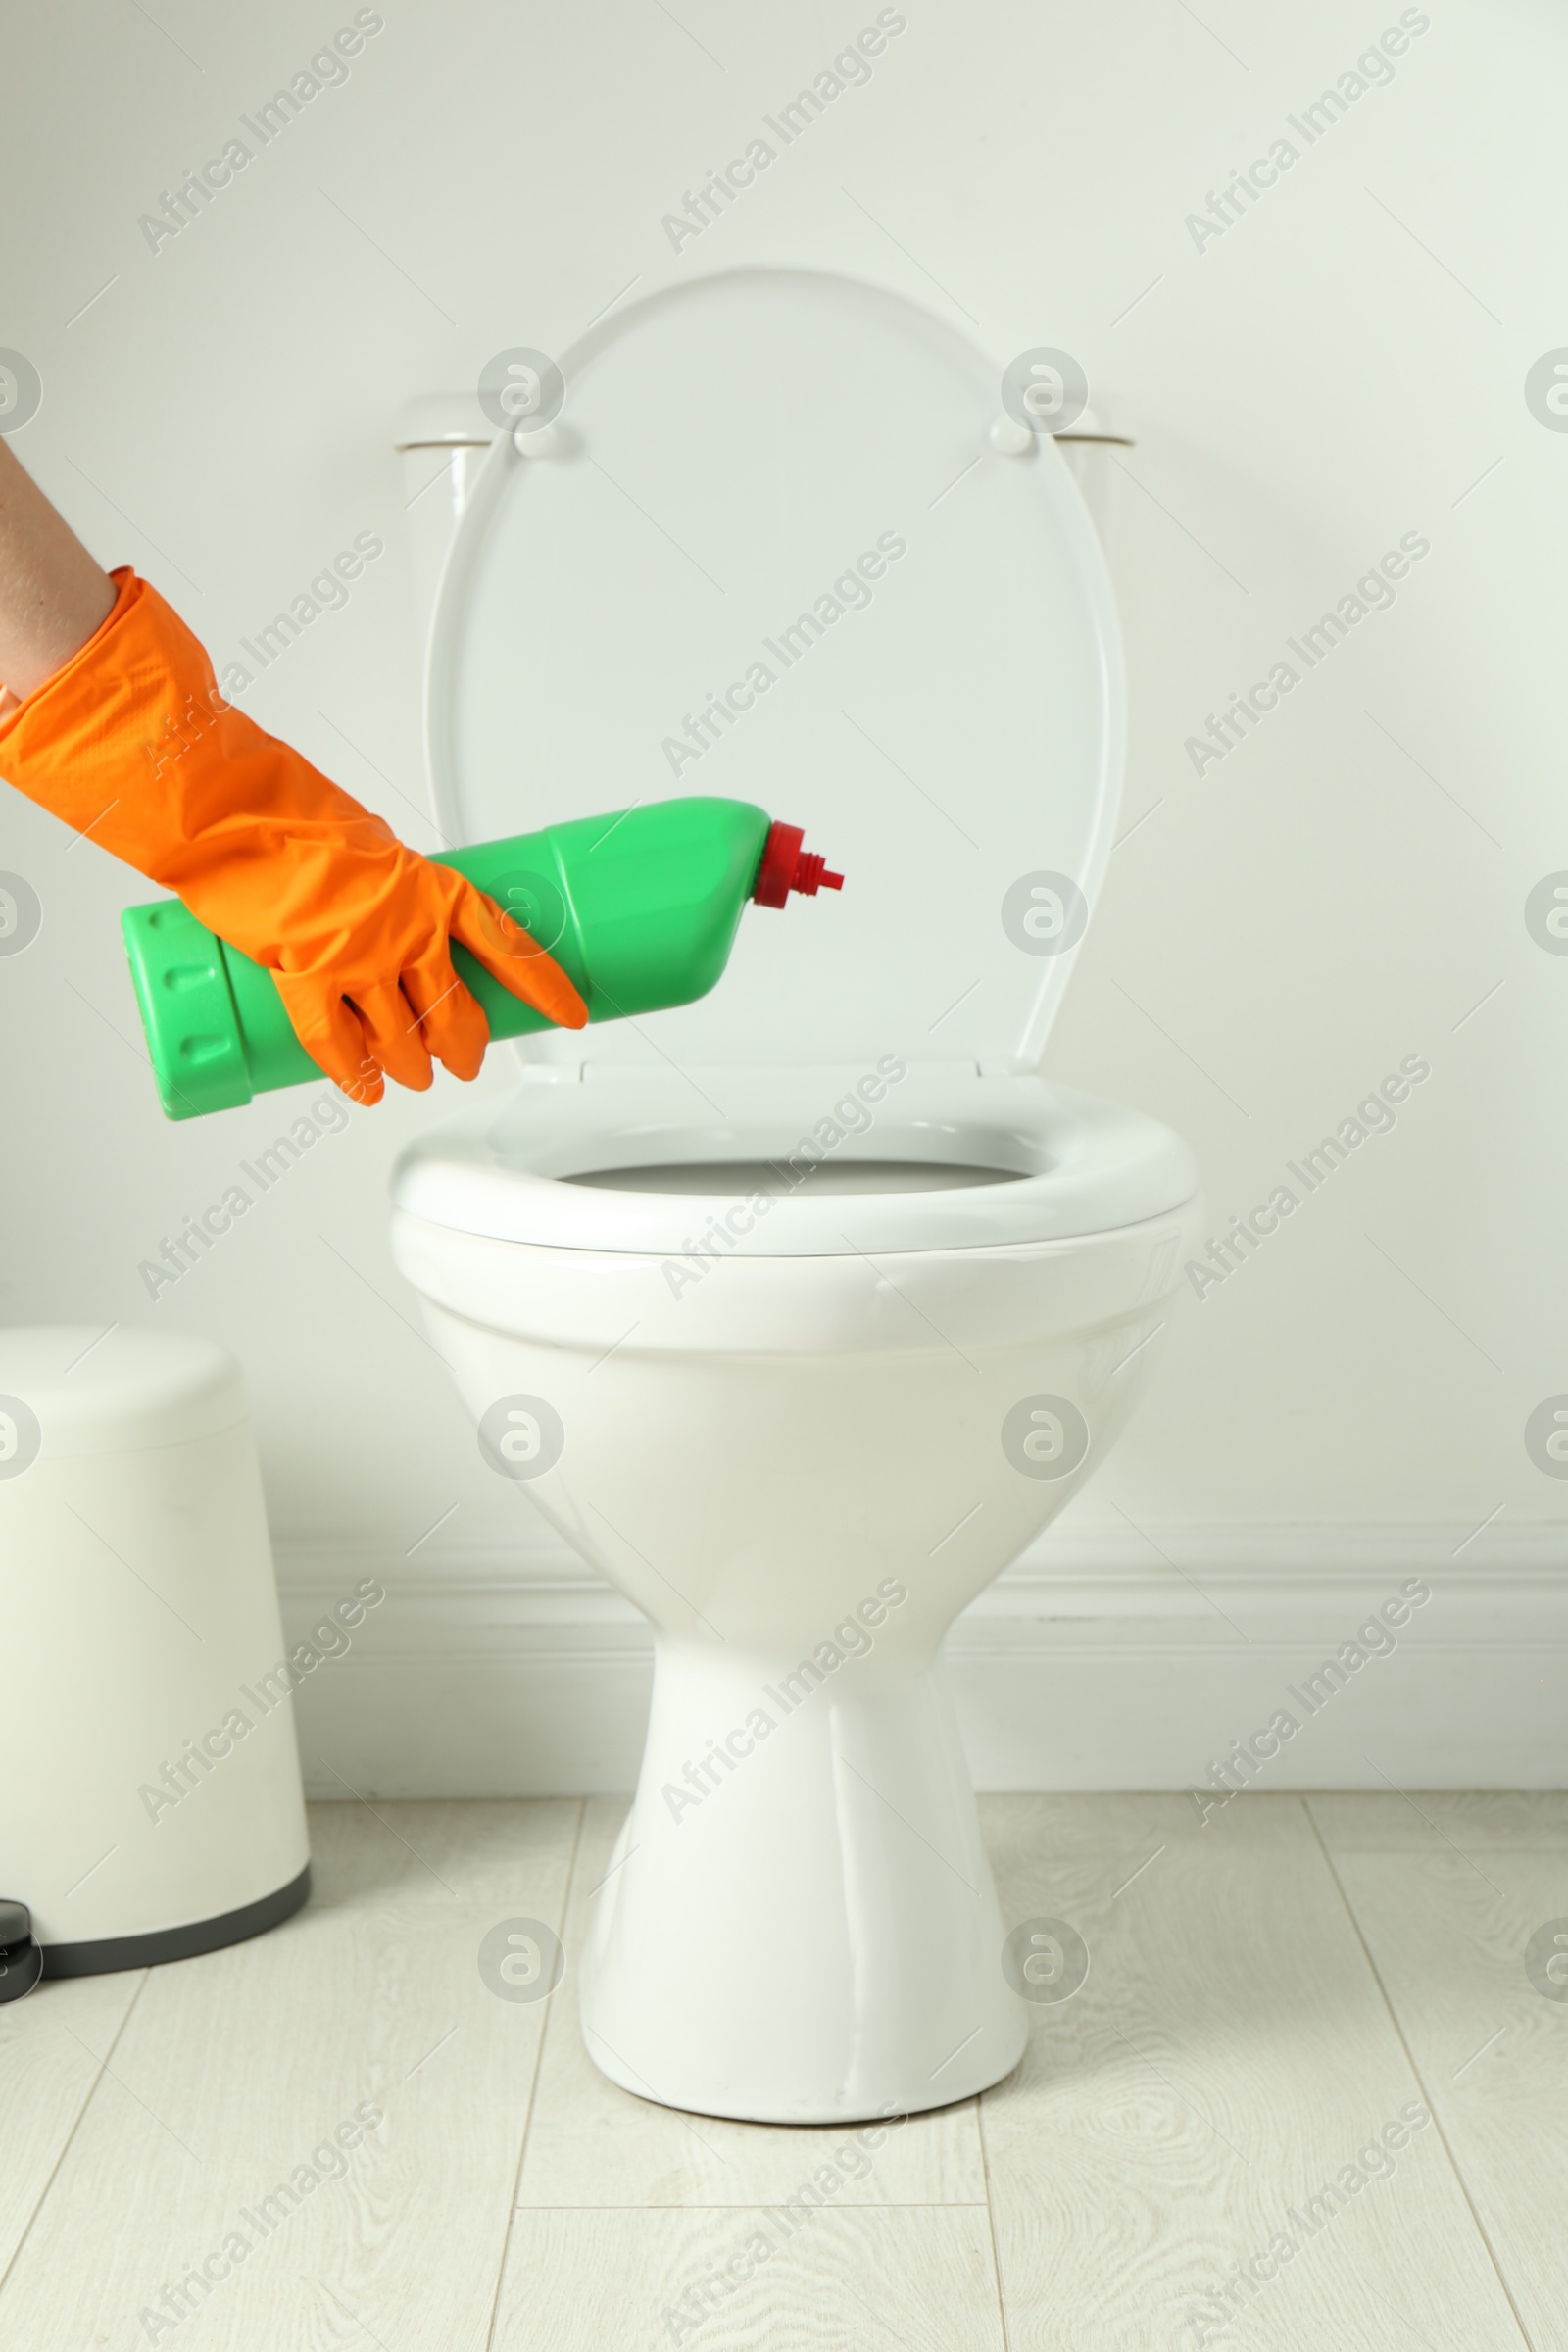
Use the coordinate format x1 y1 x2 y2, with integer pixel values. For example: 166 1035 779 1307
40 1862 312 1978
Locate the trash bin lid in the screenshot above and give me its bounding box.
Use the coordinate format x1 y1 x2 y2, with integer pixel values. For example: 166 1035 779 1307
0 1328 249 1461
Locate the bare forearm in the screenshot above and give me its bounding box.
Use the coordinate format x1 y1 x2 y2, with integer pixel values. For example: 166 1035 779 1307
0 439 116 704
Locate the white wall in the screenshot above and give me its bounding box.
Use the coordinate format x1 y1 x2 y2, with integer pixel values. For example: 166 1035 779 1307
4 0 1564 1789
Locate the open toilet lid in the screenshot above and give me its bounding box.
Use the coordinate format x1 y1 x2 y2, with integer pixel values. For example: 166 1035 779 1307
427 268 1124 1072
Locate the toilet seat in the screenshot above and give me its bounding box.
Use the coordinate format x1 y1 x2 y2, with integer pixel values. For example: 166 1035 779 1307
391 1062 1198 1256
425 268 1125 1079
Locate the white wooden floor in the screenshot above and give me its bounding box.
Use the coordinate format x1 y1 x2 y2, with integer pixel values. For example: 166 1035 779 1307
2 1792 1564 2350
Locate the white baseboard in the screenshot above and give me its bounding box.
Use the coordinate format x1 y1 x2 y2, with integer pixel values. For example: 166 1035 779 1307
272 1522 1568 1799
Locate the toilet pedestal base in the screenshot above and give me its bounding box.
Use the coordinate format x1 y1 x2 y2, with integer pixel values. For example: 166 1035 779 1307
577 1637 1027 2125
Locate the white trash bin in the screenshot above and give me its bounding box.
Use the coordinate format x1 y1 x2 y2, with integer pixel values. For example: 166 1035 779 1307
0 1327 310 1977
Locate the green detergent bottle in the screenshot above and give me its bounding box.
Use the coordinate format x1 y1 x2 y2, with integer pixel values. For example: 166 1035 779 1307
122 798 843 1121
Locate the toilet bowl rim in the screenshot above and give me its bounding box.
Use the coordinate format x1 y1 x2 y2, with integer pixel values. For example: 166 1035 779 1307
390 1193 1204 1366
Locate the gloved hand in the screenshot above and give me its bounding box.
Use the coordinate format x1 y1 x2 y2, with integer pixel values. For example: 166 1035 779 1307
0 568 587 1102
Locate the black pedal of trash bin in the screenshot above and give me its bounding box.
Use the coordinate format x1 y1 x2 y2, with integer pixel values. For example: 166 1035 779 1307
0 1901 44 2003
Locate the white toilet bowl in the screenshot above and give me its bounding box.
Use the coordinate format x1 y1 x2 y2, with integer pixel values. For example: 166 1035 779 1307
392 1063 1200 2120
389 267 1200 2119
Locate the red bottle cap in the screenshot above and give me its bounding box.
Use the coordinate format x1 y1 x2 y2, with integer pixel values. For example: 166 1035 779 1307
753 821 846 908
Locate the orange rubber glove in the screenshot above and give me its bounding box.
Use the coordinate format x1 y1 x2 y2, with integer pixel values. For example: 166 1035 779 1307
0 568 587 1102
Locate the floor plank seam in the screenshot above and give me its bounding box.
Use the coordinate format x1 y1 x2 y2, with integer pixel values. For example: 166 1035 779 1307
1301 1796 1543 2352
975 2087 1015 2352
0 1967 151 2312
481 1794 589 2352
